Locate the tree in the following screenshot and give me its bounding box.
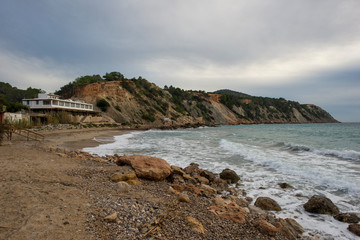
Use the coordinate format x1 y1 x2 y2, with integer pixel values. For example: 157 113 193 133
103 72 125 81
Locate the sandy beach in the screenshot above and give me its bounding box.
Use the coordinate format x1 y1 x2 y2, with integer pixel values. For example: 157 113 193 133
0 127 314 239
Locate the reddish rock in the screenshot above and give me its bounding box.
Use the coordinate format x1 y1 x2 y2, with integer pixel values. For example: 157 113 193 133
116 155 171 181
208 196 246 224
334 213 360 223
184 184 201 195
255 220 278 236
219 168 240 184
185 216 205 233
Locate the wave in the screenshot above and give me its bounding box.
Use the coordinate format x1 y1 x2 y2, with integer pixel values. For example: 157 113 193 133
278 142 360 161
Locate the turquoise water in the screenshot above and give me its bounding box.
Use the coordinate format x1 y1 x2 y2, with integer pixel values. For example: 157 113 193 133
84 123 360 239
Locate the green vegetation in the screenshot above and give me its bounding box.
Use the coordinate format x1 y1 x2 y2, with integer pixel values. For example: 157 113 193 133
96 99 110 112
213 89 251 98
0 82 43 112
142 113 155 122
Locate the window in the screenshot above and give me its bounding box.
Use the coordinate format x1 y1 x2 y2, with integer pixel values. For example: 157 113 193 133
59 101 64 106
65 102 70 107
36 100 39 105
43 100 51 105
71 103 75 107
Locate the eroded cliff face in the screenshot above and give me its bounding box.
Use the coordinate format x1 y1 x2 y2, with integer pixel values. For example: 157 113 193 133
70 80 338 127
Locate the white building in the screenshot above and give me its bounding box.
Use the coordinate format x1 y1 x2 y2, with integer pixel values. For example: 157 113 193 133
22 93 94 112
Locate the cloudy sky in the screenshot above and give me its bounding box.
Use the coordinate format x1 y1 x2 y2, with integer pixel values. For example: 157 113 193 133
1 0 359 122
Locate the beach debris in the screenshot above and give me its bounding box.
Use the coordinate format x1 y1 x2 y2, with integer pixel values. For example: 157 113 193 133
348 223 360 236
219 168 240 184
110 171 137 183
254 197 282 211
116 155 171 181
185 216 205 233
303 195 339 215
334 213 360 223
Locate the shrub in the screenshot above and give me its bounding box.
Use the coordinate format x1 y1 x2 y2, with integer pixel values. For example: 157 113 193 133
96 99 110 112
142 113 155 122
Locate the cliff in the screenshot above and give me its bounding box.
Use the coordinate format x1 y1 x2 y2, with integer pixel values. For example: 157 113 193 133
65 78 338 127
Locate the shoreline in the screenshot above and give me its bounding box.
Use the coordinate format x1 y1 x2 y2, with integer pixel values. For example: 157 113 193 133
1 127 359 239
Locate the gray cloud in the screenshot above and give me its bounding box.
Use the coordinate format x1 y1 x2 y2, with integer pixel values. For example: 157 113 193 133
0 0 359 121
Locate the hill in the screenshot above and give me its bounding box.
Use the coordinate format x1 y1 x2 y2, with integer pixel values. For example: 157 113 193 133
55 72 338 127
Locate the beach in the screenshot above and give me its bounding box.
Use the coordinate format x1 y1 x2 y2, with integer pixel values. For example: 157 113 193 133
0 126 358 239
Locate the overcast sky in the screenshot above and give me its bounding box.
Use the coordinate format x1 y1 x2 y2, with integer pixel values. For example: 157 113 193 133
1 0 359 122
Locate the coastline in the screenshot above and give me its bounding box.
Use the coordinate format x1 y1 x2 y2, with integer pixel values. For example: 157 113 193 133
1 126 358 239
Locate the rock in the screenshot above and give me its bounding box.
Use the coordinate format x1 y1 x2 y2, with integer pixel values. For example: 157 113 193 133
104 212 118 223
126 178 142 185
278 182 293 189
348 224 360 236
278 218 305 239
185 216 205 233
334 213 360 223
172 184 184 192
184 184 201 195
210 177 229 192
110 171 137 182
178 193 190 203
171 165 186 176
254 197 282 211
184 163 200 176
193 174 209 185
200 184 217 195
303 195 339 215
255 220 278 236
208 196 246 224
117 181 130 193
169 186 179 195
200 170 216 182
219 168 240 184
116 155 171 181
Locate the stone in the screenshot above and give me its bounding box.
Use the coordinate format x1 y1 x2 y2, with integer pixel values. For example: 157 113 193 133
171 165 186 176
278 218 305 239
334 213 360 223
172 184 184 192
210 177 229 192
126 178 142 185
169 186 179 195
178 193 190 203
348 224 360 236
185 216 205 233
278 182 293 189
255 220 278 236
184 184 201 195
194 174 209 185
208 196 246 224
200 170 216 182
303 195 339 215
184 163 200 176
116 155 171 181
110 171 137 182
219 168 240 184
104 212 118 223
254 197 282 211
117 181 130 193
200 184 217 195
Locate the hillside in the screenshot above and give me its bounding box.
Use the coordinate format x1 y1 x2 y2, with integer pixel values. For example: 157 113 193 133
56 72 338 127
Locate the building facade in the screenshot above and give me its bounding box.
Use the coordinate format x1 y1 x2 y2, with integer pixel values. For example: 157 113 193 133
22 93 93 112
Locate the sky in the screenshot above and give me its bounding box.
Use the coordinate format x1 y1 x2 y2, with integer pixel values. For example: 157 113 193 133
0 0 359 122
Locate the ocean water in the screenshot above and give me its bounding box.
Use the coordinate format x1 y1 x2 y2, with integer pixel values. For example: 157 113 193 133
84 123 360 239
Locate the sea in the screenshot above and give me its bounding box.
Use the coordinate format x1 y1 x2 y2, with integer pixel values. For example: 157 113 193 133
84 123 360 240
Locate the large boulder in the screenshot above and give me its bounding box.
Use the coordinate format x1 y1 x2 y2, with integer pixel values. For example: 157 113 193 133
116 155 171 181
219 168 240 184
348 224 360 237
303 195 339 216
254 197 282 211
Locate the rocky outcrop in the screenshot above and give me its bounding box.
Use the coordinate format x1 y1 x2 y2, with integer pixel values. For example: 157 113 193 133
255 197 282 211
116 155 171 181
304 195 339 215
